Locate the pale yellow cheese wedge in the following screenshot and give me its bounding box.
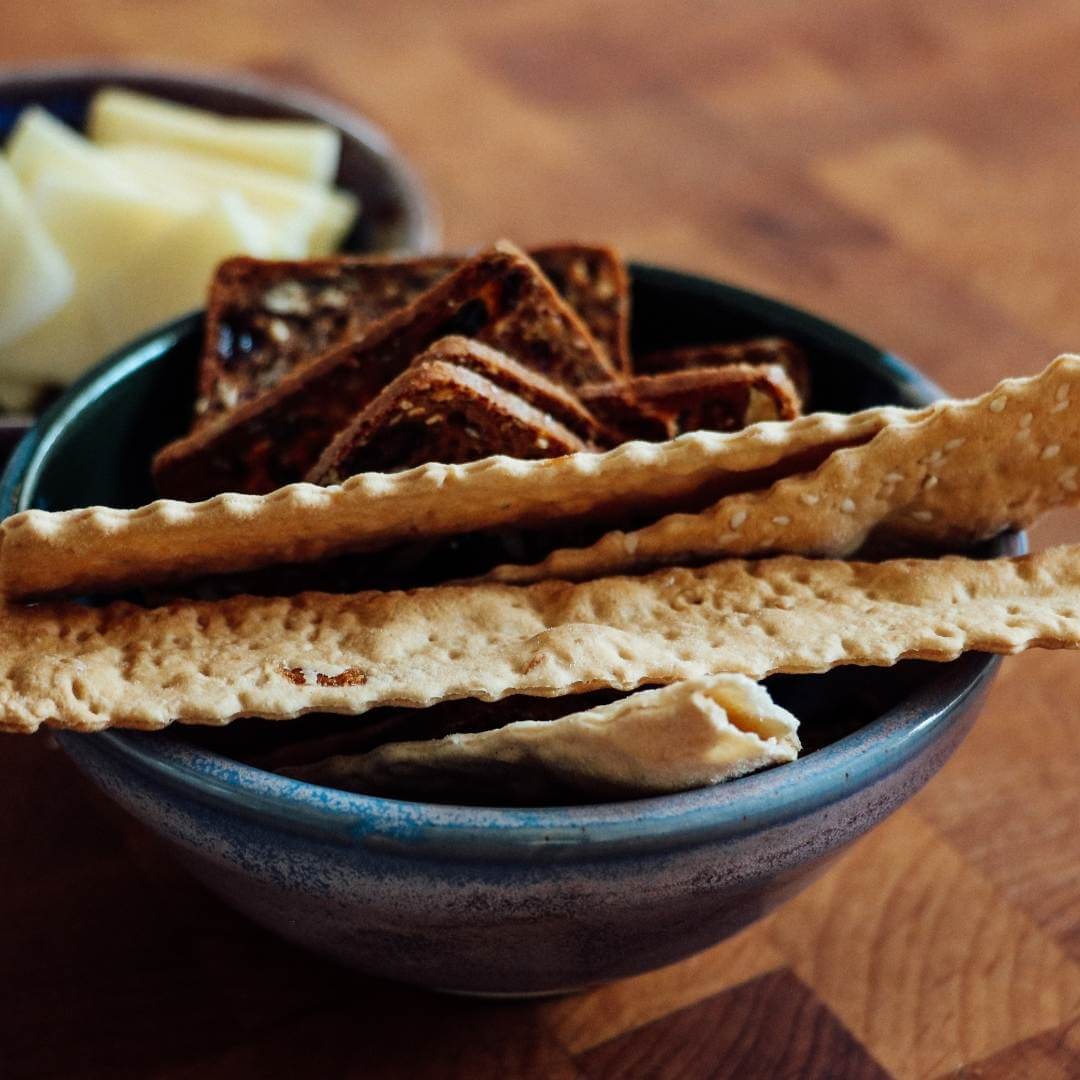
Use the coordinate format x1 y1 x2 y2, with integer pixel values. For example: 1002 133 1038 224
88 86 342 184
0 159 74 350
8 171 199 383
0 291 101 386
98 192 272 353
6 106 139 194
105 144 357 257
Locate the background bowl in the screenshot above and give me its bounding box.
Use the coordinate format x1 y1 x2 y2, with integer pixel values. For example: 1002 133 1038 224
0 62 439 254
0 265 1021 995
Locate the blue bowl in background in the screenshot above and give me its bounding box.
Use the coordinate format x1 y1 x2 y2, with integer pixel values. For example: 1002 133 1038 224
0 264 1018 994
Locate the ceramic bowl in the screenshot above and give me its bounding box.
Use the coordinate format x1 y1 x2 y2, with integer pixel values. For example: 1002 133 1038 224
0 265 1019 995
0 62 439 254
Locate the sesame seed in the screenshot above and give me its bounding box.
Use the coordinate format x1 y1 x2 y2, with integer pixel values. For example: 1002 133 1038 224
840 498 856 513
535 436 550 449
1042 444 1061 459
1057 384 1070 401
989 397 1007 413
800 492 820 506
883 471 904 484
1053 400 1069 413
623 534 639 554
772 515 791 526
943 438 965 451
927 450 945 465
730 510 747 529
912 510 934 522
1020 413 1034 428
267 318 291 343
923 475 939 489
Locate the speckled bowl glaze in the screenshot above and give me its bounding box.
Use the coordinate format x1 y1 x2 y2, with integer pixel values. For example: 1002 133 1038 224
0 266 1020 995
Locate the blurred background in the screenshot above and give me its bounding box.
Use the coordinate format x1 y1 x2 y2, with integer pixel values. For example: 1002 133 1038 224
5 0 1080 396
3 3 1080 1078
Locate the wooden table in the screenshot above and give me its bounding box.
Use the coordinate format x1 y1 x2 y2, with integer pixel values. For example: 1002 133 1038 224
3 2 1080 1076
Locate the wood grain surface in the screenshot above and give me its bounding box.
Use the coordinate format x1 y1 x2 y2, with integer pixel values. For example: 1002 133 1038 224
3 2 1080 1077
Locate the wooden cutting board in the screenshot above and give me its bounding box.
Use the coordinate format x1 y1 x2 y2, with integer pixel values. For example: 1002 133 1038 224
2 1 1079 1076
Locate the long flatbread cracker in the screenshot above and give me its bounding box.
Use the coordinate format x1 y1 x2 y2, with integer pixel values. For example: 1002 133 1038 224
4 357 1076 601
284 676 801 802
3 544 1080 734
0 407 899 600
489 354 1080 583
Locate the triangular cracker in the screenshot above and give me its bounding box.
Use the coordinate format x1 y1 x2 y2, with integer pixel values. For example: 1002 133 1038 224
152 242 616 499
196 244 629 426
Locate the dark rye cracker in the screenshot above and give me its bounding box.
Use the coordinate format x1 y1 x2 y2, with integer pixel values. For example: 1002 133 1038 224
579 363 802 440
308 357 587 484
152 243 616 500
638 338 811 400
195 244 629 426
393 336 611 447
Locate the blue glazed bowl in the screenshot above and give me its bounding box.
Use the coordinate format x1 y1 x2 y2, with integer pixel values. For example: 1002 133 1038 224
0 266 1019 995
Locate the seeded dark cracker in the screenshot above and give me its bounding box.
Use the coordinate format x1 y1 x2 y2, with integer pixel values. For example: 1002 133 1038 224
153 242 615 500
195 245 629 427
638 338 811 401
197 253 458 425
579 363 802 440
308 358 586 484
406 336 612 447
526 244 631 375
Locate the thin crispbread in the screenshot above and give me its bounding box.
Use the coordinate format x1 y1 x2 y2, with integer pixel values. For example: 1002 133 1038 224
2 543 1080 733
152 242 617 499
1 405 898 600
638 338 810 401
578 362 802 439
284 676 800 802
195 244 629 426
305 357 586 484
489 354 1080 583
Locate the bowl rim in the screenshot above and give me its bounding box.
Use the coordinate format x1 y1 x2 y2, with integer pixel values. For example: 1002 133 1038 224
0 58 441 253
1 263 1022 861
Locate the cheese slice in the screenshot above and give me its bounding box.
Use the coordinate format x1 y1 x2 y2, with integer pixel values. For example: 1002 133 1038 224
88 86 341 184
0 158 74 351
